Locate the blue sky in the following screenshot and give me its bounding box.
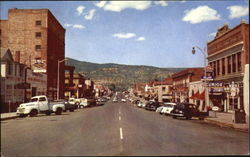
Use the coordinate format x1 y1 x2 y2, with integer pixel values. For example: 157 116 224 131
0 1 249 68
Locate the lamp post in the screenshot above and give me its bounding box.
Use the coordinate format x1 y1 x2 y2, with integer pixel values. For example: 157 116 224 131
192 46 209 111
57 59 67 100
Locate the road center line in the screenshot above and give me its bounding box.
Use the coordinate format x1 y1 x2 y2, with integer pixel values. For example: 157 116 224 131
119 116 121 120
120 128 123 140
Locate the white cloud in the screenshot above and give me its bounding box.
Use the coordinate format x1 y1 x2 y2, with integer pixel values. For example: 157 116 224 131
76 5 85 15
154 1 168 7
208 32 216 37
137 37 146 41
113 33 136 39
64 24 85 29
182 6 221 24
94 1 107 8
227 5 249 19
64 23 73 27
100 1 152 12
84 9 96 20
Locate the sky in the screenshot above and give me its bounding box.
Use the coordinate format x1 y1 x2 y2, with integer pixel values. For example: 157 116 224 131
0 0 249 68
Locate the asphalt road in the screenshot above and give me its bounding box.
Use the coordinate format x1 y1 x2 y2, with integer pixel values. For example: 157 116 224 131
1 100 249 156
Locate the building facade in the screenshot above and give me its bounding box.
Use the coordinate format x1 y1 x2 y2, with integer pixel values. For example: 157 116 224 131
0 8 65 99
172 68 204 104
1 48 47 113
207 21 249 114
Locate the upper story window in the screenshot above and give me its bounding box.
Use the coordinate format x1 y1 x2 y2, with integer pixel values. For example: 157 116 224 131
35 45 41 51
7 62 12 75
35 20 41 26
222 58 225 75
232 54 236 73
237 52 242 72
35 32 41 38
227 56 231 74
217 60 220 76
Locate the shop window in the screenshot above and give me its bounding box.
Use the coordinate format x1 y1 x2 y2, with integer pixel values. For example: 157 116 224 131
232 54 236 72
237 52 242 72
222 58 225 75
227 56 231 74
35 32 41 38
35 20 41 26
217 60 220 76
35 45 41 51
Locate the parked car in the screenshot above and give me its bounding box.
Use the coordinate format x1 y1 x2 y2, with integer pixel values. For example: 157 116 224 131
159 102 177 115
145 101 161 111
170 103 206 120
137 101 143 107
63 100 78 112
112 98 118 102
16 95 65 117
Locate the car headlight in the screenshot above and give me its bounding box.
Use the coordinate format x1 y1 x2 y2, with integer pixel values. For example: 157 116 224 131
179 111 183 113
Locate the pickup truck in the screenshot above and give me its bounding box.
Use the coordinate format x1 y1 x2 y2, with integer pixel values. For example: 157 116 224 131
16 95 65 117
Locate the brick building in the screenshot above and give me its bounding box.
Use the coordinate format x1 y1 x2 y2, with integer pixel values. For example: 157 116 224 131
172 68 204 104
207 21 249 113
0 8 65 99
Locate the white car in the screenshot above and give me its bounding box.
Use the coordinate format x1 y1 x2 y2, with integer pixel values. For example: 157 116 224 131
137 101 143 107
121 99 126 102
160 103 177 115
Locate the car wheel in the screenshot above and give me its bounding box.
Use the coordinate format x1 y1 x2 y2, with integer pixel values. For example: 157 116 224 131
29 109 38 117
19 114 28 118
55 108 62 115
45 111 51 115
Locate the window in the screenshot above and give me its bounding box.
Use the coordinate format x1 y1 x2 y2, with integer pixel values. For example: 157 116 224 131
232 54 236 72
35 32 41 38
227 56 231 74
162 87 166 92
35 20 41 26
213 61 216 77
39 97 46 102
237 52 242 72
7 62 12 75
35 45 41 51
222 58 225 75
217 60 220 76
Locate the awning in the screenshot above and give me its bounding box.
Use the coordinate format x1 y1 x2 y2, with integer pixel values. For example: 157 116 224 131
190 91 199 99
190 91 205 100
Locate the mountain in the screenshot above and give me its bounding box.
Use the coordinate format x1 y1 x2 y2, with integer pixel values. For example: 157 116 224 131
65 57 185 91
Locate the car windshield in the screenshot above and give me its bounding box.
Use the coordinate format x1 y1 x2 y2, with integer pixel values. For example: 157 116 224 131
30 98 38 102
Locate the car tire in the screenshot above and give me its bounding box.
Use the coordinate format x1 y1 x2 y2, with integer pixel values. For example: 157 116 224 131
19 114 28 118
29 109 38 117
55 108 62 115
45 111 51 116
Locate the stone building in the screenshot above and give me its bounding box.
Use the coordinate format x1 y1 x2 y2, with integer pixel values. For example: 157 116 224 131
0 8 65 99
207 21 249 114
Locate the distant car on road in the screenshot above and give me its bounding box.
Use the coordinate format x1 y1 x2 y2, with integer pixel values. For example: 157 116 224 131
170 103 206 120
63 100 78 112
121 99 126 102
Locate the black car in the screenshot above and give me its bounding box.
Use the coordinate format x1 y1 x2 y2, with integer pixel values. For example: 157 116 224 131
145 101 161 111
170 103 205 120
63 100 78 112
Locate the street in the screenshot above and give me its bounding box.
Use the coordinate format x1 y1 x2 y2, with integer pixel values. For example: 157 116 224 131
1 100 249 156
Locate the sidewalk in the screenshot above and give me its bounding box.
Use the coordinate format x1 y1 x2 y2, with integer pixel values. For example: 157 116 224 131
1 112 19 121
204 111 249 133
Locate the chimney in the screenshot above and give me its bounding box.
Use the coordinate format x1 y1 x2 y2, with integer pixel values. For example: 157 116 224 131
15 51 20 63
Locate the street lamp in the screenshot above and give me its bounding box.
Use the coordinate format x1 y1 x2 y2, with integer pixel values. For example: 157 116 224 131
192 46 209 111
57 58 67 100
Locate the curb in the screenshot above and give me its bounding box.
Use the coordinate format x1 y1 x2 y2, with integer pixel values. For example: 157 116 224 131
204 119 249 133
0 115 19 121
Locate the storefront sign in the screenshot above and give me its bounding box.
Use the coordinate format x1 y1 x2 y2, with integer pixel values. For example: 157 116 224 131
208 82 224 93
212 106 219 111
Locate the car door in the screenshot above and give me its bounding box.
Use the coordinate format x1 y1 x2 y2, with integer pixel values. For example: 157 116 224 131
38 97 48 111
